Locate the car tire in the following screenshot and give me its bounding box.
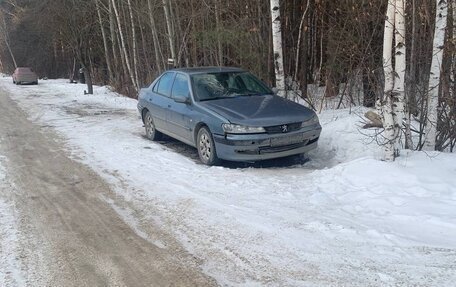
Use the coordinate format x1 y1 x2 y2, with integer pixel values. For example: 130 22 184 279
197 127 220 166
144 111 162 141
33 81 38 85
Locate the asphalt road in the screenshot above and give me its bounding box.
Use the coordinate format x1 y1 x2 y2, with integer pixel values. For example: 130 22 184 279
0 89 216 286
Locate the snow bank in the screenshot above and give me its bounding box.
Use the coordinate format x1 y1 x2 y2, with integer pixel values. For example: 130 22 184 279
1 78 455 286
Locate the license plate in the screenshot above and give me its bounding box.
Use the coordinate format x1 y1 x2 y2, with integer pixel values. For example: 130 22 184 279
270 134 303 147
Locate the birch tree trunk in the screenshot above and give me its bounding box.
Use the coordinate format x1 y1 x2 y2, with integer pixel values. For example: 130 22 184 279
109 0 119 73
270 0 286 98
215 0 223 66
81 64 93 95
452 1 456 101
148 0 164 73
381 0 396 161
294 1 310 81
0 16 17 68
4 32 17 69
111 0 138 91
392 0 407 154
127 0 140 88
405 0 417 149
162 0 176 66
424 0 448 150
95 0 113 83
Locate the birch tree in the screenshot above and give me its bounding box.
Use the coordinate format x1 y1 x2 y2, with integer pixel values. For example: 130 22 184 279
392 0 406 151
162 0 176 66
215 0 223 66
127 0 140 88
148 0 164 73
111 0 138 91
0 13 17 68
424 0 448 150
270 0 286 97
95 0 113 82
381 0 396 161
380 0 408 161
108 0 120 72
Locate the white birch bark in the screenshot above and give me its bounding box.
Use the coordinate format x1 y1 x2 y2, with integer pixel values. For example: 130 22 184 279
381 0 396 161
270 0 286 97
392 0 406 154
148 0 164 73
162 0 177 66
450 1 455 105
405 0 417 149
424 0 448 150
110 0 138 91
0 15 17 68
127 0 140 88
294 1 310 81
215 0 223 66
109 0 120 72
95 0 113 82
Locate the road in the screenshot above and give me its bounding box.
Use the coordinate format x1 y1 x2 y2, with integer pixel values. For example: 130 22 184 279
0 89 216 286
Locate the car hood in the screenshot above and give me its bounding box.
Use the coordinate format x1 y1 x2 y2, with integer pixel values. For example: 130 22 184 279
199 95 315 126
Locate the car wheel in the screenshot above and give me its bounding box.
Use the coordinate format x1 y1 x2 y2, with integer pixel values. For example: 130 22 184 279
33 81 38 85
197 127 220 166
144 111 162 141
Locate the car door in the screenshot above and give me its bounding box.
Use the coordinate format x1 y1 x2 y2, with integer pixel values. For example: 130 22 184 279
167 73 194 144
147 72 175 132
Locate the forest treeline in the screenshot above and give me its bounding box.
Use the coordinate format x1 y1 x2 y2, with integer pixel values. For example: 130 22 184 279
0 0 454 154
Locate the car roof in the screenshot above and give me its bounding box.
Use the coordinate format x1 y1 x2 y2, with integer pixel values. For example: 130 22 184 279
170 66 245 75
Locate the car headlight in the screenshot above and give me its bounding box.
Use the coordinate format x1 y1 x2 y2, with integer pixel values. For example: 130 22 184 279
301 114 319 127
222 124 265 134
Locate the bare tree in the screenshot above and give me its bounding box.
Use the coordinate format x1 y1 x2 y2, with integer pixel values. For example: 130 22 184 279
424 0 448 150
95 0 113 83
381 0 397 161
110 0 138 91
270 0 286 97
162 0 176 66
392 0 407 152
0 12 17 69
148 0 164 73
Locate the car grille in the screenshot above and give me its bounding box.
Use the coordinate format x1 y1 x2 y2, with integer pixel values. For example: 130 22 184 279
264 122 302 134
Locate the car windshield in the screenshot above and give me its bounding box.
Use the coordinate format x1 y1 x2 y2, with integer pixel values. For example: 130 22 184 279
18 68 33 73
191 72 272 101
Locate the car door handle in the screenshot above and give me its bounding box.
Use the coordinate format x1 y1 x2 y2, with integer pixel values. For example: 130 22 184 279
167 104 171 108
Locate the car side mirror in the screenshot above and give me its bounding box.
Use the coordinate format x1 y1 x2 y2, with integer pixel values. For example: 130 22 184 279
271 87 279 95
174 95 189 104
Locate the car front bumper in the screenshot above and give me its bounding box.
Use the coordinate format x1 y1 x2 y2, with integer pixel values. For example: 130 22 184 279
213 124 322 162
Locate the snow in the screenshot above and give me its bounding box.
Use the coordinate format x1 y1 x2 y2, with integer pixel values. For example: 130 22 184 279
1 77 455 286
0 156 25 286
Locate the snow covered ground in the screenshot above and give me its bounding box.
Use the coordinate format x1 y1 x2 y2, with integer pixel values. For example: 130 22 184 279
1 77 455 286
0 155 25 286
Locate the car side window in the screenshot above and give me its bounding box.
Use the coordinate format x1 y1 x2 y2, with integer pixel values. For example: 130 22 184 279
171 74 190 99
155 72 175 97
152 81 159 92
